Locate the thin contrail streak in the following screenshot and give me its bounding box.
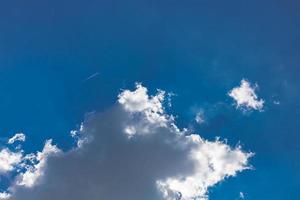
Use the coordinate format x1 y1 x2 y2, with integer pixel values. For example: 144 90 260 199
83 72 100 82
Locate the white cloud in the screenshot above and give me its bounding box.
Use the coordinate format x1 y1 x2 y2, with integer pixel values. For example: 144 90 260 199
118 83 168 124
70 123 88 148
118 83 175 137
7 133 26 144
195 112 205 124
228 79 264 111
0 192 10 200
0 149 22 174
16 140 61 188
124 125 137 138
157 136 252 200
1 83 252 200
239 192 245 199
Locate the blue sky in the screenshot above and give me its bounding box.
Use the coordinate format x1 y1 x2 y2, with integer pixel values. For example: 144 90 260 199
0 0 300 199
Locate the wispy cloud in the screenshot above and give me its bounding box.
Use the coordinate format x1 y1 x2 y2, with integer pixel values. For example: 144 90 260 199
7 133 26 144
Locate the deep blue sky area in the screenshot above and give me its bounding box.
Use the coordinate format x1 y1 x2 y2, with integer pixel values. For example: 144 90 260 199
0 0 300 199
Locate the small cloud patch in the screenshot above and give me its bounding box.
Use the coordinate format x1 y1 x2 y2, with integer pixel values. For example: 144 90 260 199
195 112 205 124
7 133 26 144
228 79 264 112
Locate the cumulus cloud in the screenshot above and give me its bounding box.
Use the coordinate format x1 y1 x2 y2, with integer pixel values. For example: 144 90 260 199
0 149 22 174
0 192 10 199
1 84 252 200
228 79 264 111
157 135 251 200
7 133 26 144
16 140 61 188
118 83 170 126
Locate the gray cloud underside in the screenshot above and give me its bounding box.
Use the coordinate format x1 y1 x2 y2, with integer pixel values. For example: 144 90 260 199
10 107 196 200
4 84 251 200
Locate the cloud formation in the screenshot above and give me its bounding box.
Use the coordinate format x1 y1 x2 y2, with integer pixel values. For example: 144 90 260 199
195 112 205 124
7 133 26 145
0 149 22 174
228 79 264 111
0 84 252 200
16 140 61 188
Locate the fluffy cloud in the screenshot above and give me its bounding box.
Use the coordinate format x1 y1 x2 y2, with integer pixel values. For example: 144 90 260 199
1 84 252 200
228 79 264 111
0 192 10 199
118 83 170 126
0 149 22 174
157 135 251 200
16 140 61 188
7 133 26 144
